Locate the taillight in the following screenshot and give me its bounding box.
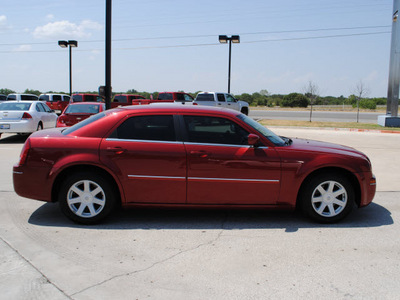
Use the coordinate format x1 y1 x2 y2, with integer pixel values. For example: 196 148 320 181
18 138 31 166
22 112 32 119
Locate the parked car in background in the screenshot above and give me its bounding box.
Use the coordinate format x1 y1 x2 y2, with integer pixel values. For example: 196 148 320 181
156 92 194 103
194 92 249 115
57 102 105 127
6 94 39 101
0 101 57 138
111 92 194 107
13 105 376 224
39 93 71 113
71 93 103 103
0 95 6 103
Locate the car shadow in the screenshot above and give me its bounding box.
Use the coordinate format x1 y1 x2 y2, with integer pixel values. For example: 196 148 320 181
0 134 29 144
28 202 393 232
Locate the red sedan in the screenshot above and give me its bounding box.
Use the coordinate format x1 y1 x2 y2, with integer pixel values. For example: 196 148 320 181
56 102 105 127
13 105 376 224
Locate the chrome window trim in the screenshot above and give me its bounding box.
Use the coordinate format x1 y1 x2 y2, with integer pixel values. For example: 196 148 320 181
184 142 268 149
106 138 182 145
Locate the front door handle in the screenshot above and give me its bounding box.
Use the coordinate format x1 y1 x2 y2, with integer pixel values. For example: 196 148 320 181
106 146 126 155
190 150 210 158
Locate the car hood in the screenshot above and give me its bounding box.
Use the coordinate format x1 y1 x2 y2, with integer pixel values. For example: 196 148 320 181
288 137 369 159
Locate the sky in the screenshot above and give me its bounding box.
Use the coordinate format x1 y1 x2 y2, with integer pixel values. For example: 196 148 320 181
0 0 394 97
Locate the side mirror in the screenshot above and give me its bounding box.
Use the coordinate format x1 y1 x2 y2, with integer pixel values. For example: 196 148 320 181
248 134 260 147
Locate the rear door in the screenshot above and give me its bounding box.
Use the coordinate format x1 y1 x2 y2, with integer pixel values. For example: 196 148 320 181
100 114 187 204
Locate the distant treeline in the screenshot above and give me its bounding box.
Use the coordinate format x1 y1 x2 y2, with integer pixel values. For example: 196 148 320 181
1 88 387 109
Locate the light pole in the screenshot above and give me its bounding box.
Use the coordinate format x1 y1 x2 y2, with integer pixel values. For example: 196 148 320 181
58 40 78 96
219 35 240 94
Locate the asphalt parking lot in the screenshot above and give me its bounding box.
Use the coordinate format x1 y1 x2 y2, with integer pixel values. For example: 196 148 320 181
1 128 399 300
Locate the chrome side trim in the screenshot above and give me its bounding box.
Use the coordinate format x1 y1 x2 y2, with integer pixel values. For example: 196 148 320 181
189 177 279 183
13 171 23 175
128 175 186 180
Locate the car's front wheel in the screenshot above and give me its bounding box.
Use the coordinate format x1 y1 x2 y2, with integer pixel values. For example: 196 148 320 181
59 172 117 224
300 173 355 223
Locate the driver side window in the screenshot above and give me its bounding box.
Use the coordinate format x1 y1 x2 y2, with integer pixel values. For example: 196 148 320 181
183 115 249 145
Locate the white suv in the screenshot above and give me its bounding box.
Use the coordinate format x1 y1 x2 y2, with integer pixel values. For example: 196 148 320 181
6 94 39 101
194 92 249 115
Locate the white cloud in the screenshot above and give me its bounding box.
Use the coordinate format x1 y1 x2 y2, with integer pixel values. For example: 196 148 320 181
33 20 103 39
14 45 32 52
46 14 55 21
0 15 10 31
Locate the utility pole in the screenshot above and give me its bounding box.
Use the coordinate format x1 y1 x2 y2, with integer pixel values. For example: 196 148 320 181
380 0 400 126
105 0 112 110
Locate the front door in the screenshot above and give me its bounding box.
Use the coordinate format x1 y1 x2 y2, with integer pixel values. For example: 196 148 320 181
182 115 281 205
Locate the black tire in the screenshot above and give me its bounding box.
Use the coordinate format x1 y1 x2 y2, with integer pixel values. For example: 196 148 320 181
58 172 117 224
241 107 249 115
300 173 355 223
36 122 43 131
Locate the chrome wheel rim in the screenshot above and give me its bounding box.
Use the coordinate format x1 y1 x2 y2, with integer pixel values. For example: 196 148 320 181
67 180 106 218
311 180 347 218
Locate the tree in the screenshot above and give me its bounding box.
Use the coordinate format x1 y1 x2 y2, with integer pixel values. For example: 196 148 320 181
281 93 309 108
0 88 15 95
303 81 320 122
126 89 138 94
24 89 41 96
354 80 370 123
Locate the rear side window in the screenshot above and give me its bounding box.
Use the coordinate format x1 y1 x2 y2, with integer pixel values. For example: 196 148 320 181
21 95 38 100
195 94 214 101
217 94 225 102
62 95 70 102
111 115 176 142
53 95 62 101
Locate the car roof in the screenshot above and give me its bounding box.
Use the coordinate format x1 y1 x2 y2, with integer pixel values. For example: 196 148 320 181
111 103 240 116
68 102 104 105
1 100 40 104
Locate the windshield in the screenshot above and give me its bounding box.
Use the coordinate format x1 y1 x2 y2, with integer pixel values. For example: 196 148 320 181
237 114 285 146
62 112 106 135
0 102 32 111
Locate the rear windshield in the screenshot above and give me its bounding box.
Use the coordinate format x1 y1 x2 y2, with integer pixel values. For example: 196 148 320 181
114 95 128 103
195 94 214 101
158 93 173 100
62 112 106 135
0 102 32 111
65 104 101 114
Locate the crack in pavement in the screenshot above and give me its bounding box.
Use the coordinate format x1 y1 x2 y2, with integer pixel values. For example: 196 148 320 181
0 236 72 299
71 214 228 297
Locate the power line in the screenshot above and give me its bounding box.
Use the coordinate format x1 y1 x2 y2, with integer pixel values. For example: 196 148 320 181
0 25 391 47
0 30 390 54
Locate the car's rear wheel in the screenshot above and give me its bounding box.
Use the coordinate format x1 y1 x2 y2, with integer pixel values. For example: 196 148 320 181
300 173 355 223
59 172 117 224
36 122 43 131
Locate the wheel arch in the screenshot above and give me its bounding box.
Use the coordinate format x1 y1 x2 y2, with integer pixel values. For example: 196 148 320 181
296 166 361 208
51 164 122 205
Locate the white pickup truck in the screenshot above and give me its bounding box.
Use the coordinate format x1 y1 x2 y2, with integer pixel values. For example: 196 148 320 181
194 92 249 115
